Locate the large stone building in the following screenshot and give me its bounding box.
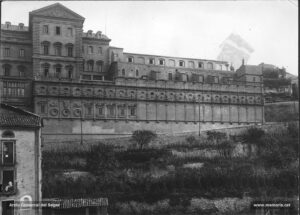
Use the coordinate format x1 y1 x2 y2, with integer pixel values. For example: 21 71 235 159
0 103 42 215
0 3 264 142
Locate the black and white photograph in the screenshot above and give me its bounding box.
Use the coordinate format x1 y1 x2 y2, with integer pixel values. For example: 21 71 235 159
0 1 298 214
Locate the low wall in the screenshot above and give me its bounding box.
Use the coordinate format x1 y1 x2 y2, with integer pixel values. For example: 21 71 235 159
41 119 259 143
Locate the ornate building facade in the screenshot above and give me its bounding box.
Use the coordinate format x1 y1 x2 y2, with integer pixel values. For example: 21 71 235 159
0 3 264 142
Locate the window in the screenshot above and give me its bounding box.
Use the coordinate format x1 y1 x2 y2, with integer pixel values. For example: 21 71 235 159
107 105 115 116
67 27 73 37
207 62 213 70
98 47 102 54
96 61 103 73
42 63 50 77
54 43 62 56
128 57 134 63
40 103 46 114
121 69 125 76
1 131 15 138
168 73 172 81
87 60 94 71
149 58 155 65
55 65 62 78
3 81 25 97
214 76 219 83
2 141 14 165
1 170 15 193
198 62 203 68
188 61 194 68
18 66 25 77
136 69 139 77
67 46 73 57
98 105 104 115
3 64 11 76
4 48 10 57
42 41 50 55
88 46 93 54
55 26 61 35
179 61 185 67
128 105 136 116
66 65 73 79
253 77 256 82
19 49 25 57
159 59 165 65
86 106 92 116
43 25 49 34
118 105 126 117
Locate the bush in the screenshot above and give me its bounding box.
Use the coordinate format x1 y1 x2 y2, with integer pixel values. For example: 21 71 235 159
287 122 299 138
185 135 196 144
132 130 157 149
206 131 227 143
86 143 118 176
242 127 265 143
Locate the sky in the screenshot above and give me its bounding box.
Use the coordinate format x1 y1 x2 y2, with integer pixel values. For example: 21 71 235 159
1 0 298 76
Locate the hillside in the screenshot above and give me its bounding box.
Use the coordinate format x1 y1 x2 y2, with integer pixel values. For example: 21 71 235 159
264 101 299 122
42 122 299 214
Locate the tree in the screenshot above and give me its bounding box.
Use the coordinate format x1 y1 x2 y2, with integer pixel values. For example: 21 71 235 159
131 130 157 149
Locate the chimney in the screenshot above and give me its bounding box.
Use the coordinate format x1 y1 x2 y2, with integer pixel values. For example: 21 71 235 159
96 31 102 38
19 23 24 29
87 30 93 36
5 21 11 28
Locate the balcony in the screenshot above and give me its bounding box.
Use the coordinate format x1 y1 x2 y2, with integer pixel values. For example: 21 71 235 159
0 182 17 196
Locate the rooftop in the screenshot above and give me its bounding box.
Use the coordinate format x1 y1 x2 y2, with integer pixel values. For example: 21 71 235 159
0 103 42 128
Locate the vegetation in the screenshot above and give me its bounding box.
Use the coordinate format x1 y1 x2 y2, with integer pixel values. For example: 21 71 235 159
131 130 157 149
42 126 299 214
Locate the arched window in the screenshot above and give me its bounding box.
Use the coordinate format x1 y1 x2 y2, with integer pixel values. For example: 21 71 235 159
96 61 103 73
128 56 134 63
1 130 15 138
188 61 194 68
198 62 204 68
88 46 93 54
136 69 139 77
121 69 125 76
66 43 74 57
54 64 62 78
87 60 94 71
179 60 185 67
18 65 26 77
41 41 50 55
159 59 165 65
207 62 213 70
41 63 50 77
54 42 62 56
98 47 102 54
3 64 11 76
65 65 73 79
168 59 175 67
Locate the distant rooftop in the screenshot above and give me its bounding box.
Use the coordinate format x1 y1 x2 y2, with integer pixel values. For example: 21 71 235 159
82 30 110 41
1 22 29 31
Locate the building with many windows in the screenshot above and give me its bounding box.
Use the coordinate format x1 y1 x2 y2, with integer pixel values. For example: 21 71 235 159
0 103 42 215
0 3 264 142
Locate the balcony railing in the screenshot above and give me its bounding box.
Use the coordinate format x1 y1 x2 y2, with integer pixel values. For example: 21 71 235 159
0 182 17 196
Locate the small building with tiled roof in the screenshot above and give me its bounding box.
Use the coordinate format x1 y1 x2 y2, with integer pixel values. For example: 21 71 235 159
0 103 42 215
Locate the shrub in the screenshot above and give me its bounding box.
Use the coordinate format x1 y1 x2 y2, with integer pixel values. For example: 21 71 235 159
86 143 118 176
242 127 265 143
132 130 157 149
185 135 196 144
287 122 299 138
206 131 227 143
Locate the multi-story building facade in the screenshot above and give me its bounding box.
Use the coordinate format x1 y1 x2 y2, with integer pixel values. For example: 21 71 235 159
0 3 264 142
0 103 42 215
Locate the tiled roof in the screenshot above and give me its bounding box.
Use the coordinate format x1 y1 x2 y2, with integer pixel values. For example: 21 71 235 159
0 103 42 128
